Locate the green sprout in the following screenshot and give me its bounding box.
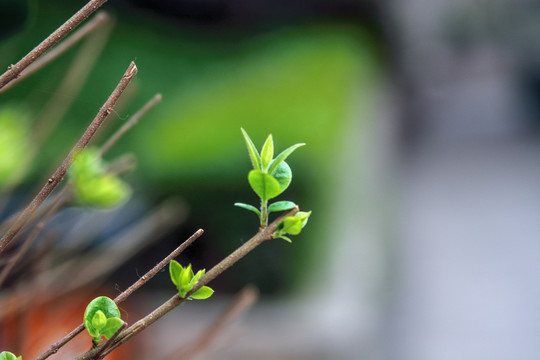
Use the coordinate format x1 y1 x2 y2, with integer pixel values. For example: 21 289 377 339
0 352 22 360
83 296 124 345
235 128 311 241
169 260 214 299
68 147 131 208
273 211 312 242
235 128 305 227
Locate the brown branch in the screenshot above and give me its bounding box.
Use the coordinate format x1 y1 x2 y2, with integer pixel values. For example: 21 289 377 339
172 285 259 360
0 61 137 255
0 11 110 93
0 0 109 89
0 187 71 287
99 93 162 156
32 14 113 145
98 207 298 358
33 229 203 360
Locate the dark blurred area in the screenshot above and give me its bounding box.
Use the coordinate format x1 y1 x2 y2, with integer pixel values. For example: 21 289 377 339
2 0 540 359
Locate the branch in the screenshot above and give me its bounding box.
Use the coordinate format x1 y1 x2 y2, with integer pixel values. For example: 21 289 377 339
98 93 162 156
0 61 137 255
33 229 203 360
0 187 70 287
99 207 298 358
171 285 259 360
0 11 110 93
0 0 109 89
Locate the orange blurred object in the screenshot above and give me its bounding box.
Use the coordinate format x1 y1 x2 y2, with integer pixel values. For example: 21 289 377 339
0 291 135 359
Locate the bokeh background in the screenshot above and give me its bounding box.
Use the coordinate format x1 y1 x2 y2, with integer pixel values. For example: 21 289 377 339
1 0 540 359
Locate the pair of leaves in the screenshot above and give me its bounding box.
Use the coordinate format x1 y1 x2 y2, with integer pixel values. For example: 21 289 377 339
169 260 214 300
69 148 131 209
0 352 21 360
274 211 312 242
83 296 124 344
234 200 296 218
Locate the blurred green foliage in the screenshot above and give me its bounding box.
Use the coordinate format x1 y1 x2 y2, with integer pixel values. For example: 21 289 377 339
0 0 379 293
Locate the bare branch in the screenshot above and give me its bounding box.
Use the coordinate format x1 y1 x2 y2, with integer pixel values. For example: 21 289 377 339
0 61 137 255
0 0 109 89
99 93 162 156
0 187 71 287
0 11 110 93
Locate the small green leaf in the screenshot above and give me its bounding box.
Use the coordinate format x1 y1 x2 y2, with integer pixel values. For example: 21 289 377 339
248 170 281 200
84 296 121 339
234 202 261 218
69 148 131 209
260 134 274 171
0 352 21 360
277 216 303 235
192 269 205 283
277 235 292 243
191 286 214 300
180 264 192 288
100 317 124 339
268 201 296 213
267 143 305 175
169 260 183 289
295 211 312 228
271 161 292 193
241 128 261 170
91 310 107 331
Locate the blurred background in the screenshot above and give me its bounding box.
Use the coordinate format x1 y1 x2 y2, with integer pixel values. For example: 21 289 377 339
1 0 540 359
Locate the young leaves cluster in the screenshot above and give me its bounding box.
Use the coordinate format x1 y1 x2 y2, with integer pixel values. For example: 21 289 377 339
235 128 305 227
83 296 124 344
68 148 131 208
0 352 22 360
169 260 214 300
273 211 312 242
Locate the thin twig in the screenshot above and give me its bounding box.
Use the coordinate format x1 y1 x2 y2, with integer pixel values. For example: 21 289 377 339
32 14 113 145
98 207 298 358
33 229 203 360
0 187 71 287
0 0 109 89
99 93 162 156
0 61 137 255
171 285 259 360
0 12 110 93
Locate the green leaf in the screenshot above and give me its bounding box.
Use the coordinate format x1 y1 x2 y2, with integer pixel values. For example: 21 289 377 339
191 286 214 300
268 201 296 213
267 143 305 175
180 264 192 288
169 260 183 289
277 216 303 235
69 148 131 209
260 134 274 170
83 296 121 339
248 170 281 200
277 235 292 243
192 269 205 283
241 128 261 170
271 161 292 193
91 310 107 331
295 211 312 228
0 352 20 360
234 202 261 218
100 317 124 339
